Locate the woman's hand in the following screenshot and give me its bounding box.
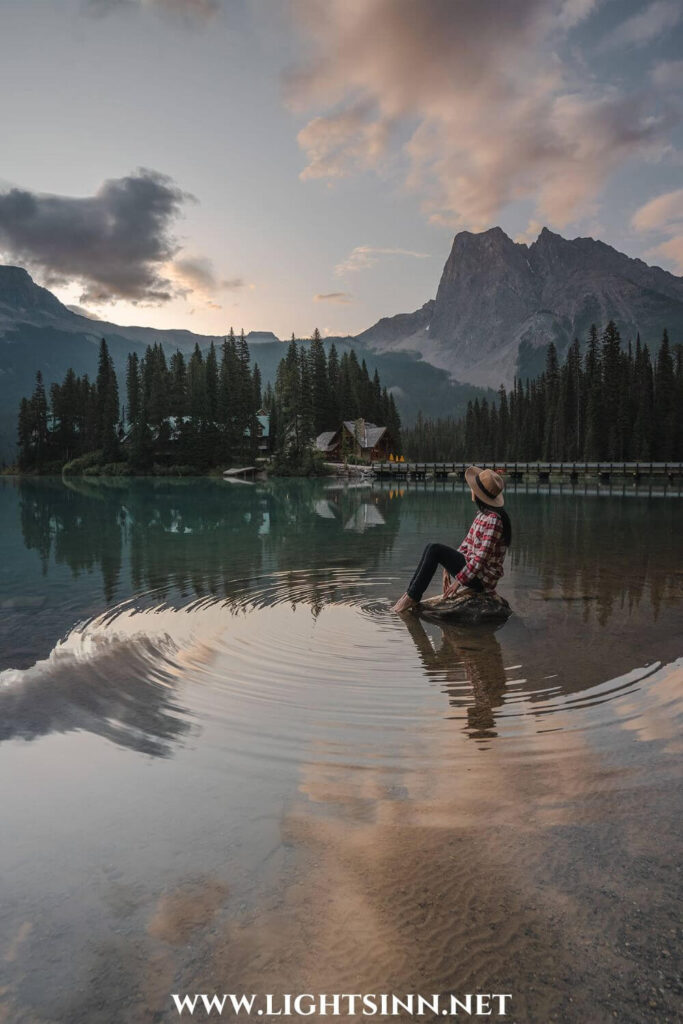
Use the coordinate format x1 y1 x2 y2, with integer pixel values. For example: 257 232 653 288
442 569 451 595
444 579 460 599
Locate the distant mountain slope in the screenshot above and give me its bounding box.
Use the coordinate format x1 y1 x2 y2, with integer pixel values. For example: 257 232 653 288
357 226 683 388
0 266 486 462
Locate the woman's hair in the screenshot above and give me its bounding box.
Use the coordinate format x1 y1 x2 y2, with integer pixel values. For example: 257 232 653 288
475 497 512 547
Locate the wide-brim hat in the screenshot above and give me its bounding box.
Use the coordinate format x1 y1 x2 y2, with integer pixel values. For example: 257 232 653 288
465 465 505 507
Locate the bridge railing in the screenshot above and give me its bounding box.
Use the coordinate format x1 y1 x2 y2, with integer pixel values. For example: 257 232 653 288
371 461 683 476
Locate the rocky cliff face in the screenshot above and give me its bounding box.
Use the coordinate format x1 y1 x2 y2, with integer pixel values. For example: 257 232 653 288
357 227 683 388
355 299 434 348
0 266 76 322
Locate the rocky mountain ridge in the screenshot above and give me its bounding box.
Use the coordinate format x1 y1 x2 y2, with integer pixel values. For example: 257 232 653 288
358 226 683 387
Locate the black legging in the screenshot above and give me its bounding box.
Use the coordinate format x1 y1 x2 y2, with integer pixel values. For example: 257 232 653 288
406 542 484 601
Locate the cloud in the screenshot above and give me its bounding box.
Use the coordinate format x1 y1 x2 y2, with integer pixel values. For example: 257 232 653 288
0 169 191 305
86 0 221 21
314 291 353 303
66 304 104 320
600 1 682 51
515 220 544 244
335 245 430 276
632 188 683 233
298 105 393 181
632 188 683 272
645 235 683 272
172 256 244 294
286 0 679 230
651 60 683 90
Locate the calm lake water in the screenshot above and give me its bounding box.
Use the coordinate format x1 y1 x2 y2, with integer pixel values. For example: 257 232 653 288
0 476 681 1023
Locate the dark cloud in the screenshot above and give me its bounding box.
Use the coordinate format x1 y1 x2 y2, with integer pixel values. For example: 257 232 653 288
173 256 244 294
0 169 191 304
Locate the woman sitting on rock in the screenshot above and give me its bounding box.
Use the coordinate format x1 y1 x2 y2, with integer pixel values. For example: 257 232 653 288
392 466 511 613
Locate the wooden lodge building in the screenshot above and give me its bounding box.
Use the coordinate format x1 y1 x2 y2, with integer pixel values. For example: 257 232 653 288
315 419 393 463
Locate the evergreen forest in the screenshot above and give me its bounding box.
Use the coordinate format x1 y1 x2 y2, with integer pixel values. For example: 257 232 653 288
16 329 402 474
403 323 683 462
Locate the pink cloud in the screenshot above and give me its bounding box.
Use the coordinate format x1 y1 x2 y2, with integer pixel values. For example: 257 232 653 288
286 0 679 230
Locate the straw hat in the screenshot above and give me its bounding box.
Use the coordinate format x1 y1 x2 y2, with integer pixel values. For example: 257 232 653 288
465 465 505 507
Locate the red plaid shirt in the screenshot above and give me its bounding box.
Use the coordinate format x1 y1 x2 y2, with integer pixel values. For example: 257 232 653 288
456 510 507 593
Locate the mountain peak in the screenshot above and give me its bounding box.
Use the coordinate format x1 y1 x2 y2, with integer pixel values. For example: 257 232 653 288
0 264 73 317
360 225 683 389
451 225 514 250
536 225 561 242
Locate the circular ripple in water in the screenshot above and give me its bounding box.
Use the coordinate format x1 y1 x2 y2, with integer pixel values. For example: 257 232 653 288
1 569 680 772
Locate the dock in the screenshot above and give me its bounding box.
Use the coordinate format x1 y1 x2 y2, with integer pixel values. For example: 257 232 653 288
371 461 683 483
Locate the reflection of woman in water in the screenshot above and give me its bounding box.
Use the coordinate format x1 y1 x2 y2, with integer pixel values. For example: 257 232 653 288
392 466 512 613
401 614 509 741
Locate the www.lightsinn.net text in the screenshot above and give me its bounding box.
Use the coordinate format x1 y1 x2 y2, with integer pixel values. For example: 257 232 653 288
172 992 513 1017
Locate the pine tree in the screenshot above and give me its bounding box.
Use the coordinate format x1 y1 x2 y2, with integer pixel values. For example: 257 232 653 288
236 330 256 459
218 333 237 437
253 363 262 410
583 325 603 460
147 344 169 427
129 390 153 471
32 370 49 465
168 350 187 419
95 338 120 461
298 343 314 444
309 328 330 434
674 343 683 459
327 343 341 424
188 343 206 422
496 385 509 460
387 391 402 453
542 343 560 459
205 342 218 422
275 336 303 461
654 329 676 459
601 320 622 459
126 353 140 427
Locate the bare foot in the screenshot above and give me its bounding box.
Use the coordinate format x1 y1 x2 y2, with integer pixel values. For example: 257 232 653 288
391 593 417 613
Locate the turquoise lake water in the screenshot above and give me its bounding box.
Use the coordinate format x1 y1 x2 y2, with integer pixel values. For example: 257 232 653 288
0 476 681 1023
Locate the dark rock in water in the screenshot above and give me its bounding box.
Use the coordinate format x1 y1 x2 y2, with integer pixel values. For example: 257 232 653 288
418 591 512 625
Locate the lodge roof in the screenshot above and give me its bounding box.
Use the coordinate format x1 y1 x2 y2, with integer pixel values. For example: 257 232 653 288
315 420 388 453
342 420 387 449
315 430 339 453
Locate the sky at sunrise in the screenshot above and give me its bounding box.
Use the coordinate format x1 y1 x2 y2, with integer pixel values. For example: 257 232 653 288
1 0 682 339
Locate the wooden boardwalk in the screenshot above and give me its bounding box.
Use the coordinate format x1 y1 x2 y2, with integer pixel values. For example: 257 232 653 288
372 461 683 482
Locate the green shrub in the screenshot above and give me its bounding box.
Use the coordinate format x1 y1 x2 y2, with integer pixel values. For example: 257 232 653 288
62 450 103 476
271 448 332 477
